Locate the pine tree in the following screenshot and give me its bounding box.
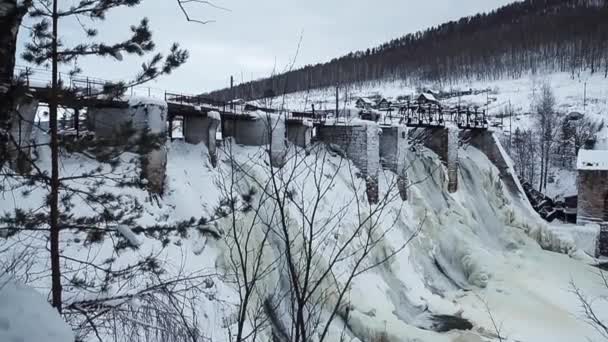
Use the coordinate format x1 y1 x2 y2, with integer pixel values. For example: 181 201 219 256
18 0 188 315
0 1 230 340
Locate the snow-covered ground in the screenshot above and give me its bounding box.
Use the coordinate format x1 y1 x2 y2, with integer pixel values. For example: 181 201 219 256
0 277 73 342
1 118 607 341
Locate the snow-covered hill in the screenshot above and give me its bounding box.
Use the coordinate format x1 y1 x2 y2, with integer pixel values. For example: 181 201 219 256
1 121 607 341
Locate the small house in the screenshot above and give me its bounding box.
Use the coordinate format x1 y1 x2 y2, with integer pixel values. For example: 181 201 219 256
375 97 391 110
417 93 440 105
355 97 374 110
576 149 608 225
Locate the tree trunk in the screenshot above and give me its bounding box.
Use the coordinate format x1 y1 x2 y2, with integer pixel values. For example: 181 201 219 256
539 144 545 192
49 0 62 313
0 1 29 124
0 0 24 81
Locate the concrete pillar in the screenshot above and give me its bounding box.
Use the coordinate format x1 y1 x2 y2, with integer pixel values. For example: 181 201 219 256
207 113 220 167
414 127 458 193
380 125 409 200
226 114 286 167
317 123 380 204
287 120 313 148
447 127 459 193
183 111 221 167
269 115 286 167
7 96 38 173
90 99 168 194
597 224 608 258
143 147 167 194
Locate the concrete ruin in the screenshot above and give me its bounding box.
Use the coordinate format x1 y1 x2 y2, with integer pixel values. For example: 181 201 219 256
183 111 221 167
411 127 459 193
223 114 287 167
89 98 169 194
6 95 39 173
597 224 608 258
379 125 409 200
461 130 524 198
286 119 313 148
317 123 380 204
576 150 608 226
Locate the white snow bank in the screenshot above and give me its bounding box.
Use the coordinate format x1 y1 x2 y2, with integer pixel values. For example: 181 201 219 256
208 110 221 121
577 149 608 170
0 277 73 342
548 223 600 258
116 225 143 247
127 96 168 109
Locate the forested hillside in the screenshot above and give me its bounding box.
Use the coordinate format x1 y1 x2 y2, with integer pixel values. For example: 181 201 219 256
206 0 608 101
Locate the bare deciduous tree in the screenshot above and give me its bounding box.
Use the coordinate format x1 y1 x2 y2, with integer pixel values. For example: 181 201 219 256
571 272 608 341
534 83 560 192
216 115 424 341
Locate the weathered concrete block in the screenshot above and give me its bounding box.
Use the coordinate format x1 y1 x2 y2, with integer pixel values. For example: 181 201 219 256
287 120 313 148
577 169 608 225
412 127 458 193
89 98 168 194
6 96 38 173
91 98 167 139
462 130 523 198
317 123 380 204
269 115 286 167
597 224 608 257
183 111 221 167
447 128 459 193
143 146 167 194
379 126 407 173
380 125 409 200
415 127 448 162
223 114 287 167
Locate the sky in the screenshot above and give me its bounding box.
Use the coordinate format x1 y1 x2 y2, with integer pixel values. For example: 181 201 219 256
17 0 516 96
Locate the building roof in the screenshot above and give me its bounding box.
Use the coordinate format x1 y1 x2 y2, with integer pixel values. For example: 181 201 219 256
418 93 439 103
356 97 374 105
577 149 608 170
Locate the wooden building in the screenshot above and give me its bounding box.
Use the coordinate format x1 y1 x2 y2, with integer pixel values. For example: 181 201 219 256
417 93 440 105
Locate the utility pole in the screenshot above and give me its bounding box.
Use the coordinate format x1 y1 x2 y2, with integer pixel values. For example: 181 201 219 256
230 75 234 111
486 91 489 114
583 81 587 114
509 100 513 153
335 83 339 121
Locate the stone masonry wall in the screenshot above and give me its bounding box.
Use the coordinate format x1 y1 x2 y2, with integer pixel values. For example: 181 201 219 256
577 170 608 225
317 124 380 203
317 124 379 176
380 125 409 200
414 127 458 193
597 224 608 257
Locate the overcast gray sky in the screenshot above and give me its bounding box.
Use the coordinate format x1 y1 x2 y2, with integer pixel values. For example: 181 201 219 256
18 0 516 95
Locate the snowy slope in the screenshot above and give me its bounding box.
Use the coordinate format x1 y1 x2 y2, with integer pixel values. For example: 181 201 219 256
0 277 73 342
1 127 607 341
